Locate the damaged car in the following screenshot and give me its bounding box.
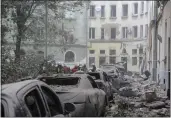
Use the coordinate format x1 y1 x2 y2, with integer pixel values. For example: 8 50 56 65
1 80 75 117
87 70 114 101
37 74 107 117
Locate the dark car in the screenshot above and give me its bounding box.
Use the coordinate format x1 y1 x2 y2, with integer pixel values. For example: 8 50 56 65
86 70 113 101
37 74 107 117
1 80 75 117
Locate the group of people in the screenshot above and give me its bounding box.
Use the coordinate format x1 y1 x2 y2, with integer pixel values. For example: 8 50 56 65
39 61 88 75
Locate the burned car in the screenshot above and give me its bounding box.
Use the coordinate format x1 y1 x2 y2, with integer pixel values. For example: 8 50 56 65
37 74 107 117
87 70 113 101
1 80 75 117
100 64 120 78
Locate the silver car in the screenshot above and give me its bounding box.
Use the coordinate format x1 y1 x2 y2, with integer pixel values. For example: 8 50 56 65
38 74 107 117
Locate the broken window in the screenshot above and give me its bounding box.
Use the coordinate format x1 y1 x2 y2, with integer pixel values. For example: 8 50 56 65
145 24 148 37
139 48 143 54
109 56 116 64
25 89 46 117
90 5 95 17
133 3 138 15
122 27 128 38
99 56 106 66
109 49 116 55
43 77 80 85
89 50 95 54
111 28 116 39
87 73 100 80
140 25 143 38
146 1 149 13
65 51 75 62
100 50 105 54
87 76 98 88
101 28 104 39
101 5 105 17
41 86 62 116
139 57 143 66
141 2 144 14
132 49 137 55
89 57 95 66
122 4 128 17
89 27 95 39
133 26 138 38
110 5 116 17
132 57 137 66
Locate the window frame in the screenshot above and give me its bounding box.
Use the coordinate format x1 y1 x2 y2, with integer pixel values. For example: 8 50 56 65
101 5 105 18
101 28 104 39
87 76 98 88
100 50 105 54
90 5 95 17
133 3 138 15
139 48 143 54
122 27 128 38
132 57 137 66
110 5 116 18
23 87 47 117
140 25 143 38
132 49 137 55
89 50 95 54
99 56 106 66
145 24 148 37
133 26 138 38
141 1 144 14
109 49 116 55
89 27 95 39
40 85 63 116
109 56 116 64
89 57 95 66
111 28 116 39
122 4 128 17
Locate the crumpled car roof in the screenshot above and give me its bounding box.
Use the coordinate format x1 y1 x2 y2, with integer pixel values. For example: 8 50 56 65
1 80 40 95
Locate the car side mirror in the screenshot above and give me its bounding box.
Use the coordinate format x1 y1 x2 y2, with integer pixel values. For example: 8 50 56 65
64 103 76 114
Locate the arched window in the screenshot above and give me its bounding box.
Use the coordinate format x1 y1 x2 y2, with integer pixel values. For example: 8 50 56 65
65 51 75 62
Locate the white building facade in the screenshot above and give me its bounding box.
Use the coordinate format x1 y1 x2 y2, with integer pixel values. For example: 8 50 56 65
147 1 171 91
88 1 150 72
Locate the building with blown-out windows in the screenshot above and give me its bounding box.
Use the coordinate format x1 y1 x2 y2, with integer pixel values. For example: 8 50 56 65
87 1 149 72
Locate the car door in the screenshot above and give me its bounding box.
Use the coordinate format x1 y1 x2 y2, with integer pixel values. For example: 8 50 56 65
38 84 64 117
17 84 48 117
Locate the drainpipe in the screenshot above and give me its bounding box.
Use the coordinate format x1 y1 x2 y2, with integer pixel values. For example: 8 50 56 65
152 1 158 81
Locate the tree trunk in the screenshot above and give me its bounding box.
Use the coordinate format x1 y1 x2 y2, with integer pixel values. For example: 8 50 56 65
15 21 23 64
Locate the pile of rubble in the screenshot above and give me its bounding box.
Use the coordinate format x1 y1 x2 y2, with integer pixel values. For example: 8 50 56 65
106 76 170 117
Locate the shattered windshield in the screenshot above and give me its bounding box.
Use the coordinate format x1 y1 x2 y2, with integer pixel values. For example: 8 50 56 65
42 77 80 86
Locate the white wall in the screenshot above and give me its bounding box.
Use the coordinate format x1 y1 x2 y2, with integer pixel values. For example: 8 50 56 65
157 1 171 90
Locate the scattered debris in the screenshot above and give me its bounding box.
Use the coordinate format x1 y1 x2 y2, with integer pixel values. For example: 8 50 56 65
106 75 170 117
